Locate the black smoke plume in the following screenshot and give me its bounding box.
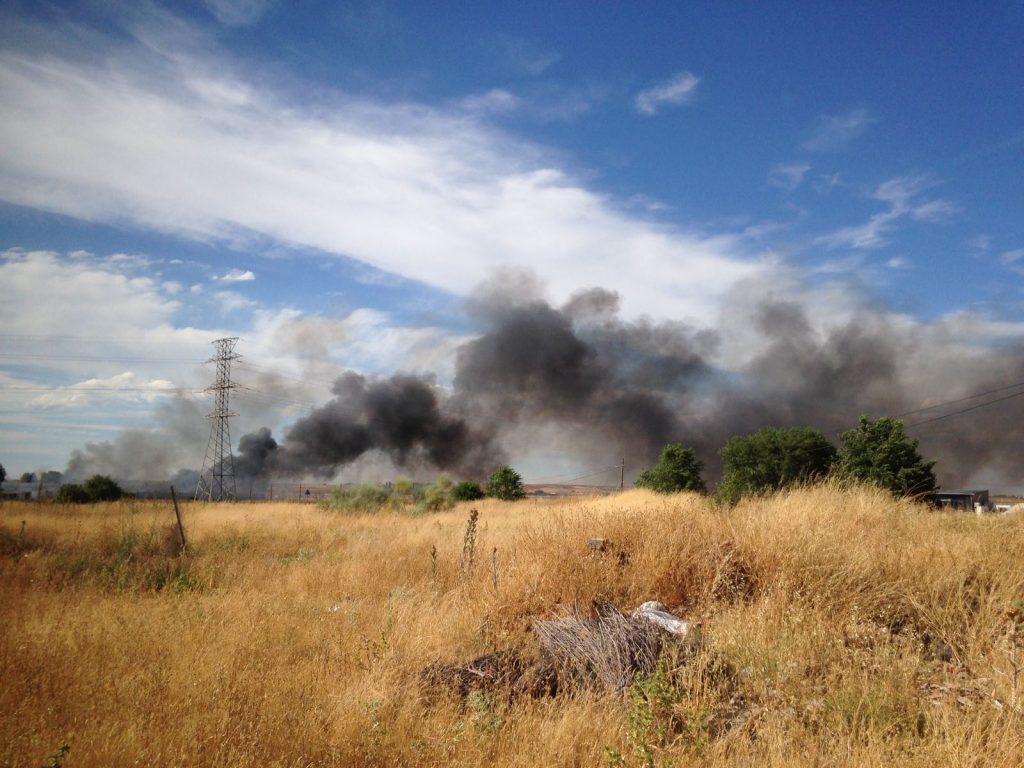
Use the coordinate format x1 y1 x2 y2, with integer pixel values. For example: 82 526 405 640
65 276 1024 492
233 282 1024 490
232 372 501 480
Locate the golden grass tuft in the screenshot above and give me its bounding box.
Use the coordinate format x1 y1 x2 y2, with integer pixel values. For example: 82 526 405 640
2 486 1024 766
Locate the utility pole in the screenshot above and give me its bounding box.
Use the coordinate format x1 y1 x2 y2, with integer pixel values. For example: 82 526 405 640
619 458 625 492
195 337 241 501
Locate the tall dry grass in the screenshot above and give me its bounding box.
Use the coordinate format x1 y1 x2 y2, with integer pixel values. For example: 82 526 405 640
2 485 1023 766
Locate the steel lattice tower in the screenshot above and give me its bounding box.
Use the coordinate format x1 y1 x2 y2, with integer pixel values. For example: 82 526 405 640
195 337 241 501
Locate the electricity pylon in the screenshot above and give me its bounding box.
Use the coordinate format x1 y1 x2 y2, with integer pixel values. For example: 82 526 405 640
195 337 240 501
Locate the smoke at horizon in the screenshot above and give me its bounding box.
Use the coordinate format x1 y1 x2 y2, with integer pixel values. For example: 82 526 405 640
62 275 1024 493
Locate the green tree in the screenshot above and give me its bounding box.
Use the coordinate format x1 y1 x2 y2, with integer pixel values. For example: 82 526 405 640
835 415 937 497
0 463 5 488
56 483 90 503
486 464 525 501
452 479 485 502
635 443 707 494
718 426 836 504
83 474 123 502
20 472 36 483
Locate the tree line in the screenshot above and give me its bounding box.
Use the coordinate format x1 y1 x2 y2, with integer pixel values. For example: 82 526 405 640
2 416 933 507
636 415 937 502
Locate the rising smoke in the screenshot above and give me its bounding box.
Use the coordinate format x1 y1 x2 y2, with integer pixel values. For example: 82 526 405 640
65 274 1024 492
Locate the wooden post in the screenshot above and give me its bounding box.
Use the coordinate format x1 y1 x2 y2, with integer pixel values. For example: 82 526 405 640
170 486 188 553
619 458 625 492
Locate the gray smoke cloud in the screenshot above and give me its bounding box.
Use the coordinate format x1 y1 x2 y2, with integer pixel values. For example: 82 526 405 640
63 395 208 494
62 275 1024 492
236 372 502 480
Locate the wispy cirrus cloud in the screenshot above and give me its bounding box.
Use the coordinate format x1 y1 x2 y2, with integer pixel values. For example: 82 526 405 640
1000 248 1024 275
217 268 256 282
202 0 274 27
816 176 958 250
487 34 561 77
634 71 700 116
803 108 876 152
768 162 811 191
0 16 758 321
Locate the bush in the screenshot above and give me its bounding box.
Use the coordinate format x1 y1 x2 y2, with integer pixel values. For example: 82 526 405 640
452 480 485 502
635 443 706 494
83 474 123 502
486 465 525 501
835 415 937 497
417 475 455 513
323 484 393 513
56 483 90 504
718 426 835 504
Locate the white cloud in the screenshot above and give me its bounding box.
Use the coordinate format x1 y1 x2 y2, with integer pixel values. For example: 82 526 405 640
803 108 876 152
202 0 273 27
217 268 256 282
458 89 522 116
489 35 561 77
0 249 181 342
768 162 811 191
28 372 179 408
213 290 256 312
0 24 758 322
816 176 957 250
635 72 700 116
885 256 911 269
910 199 958 222
999 248 1024 265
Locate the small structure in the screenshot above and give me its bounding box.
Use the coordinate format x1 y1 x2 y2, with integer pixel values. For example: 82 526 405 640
0 481 49 500
934 489 991 513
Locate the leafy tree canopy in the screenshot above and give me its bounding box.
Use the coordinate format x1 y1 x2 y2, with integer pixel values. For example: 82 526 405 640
82 474 124 502
835 416 937 497
486 464 525 501
718 426 836 504
20 472 36 483
635 443 707 494
452 479 485 502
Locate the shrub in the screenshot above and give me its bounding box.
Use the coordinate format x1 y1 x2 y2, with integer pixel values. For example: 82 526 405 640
418 475 455 513
83 474 123 502
56 483 90 504
323 484 393 513
718 425 835 504
635 443 706 494
835 415 937 497
486 465 525 501
452 480 485 502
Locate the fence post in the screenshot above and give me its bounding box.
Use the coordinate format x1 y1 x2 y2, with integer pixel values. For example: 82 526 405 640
170 486 188 553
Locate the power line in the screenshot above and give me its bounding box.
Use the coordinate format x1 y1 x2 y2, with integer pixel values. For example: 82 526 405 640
0 353 202 363
0 386 200 393
0 333 210 347
528 464 623 485
895 379 1024 419
906 387 1024 429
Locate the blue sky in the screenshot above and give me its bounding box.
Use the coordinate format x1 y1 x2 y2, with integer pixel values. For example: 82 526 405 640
0 1 1022 482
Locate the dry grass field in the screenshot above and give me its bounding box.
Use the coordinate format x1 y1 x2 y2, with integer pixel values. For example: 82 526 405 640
3 486 1024 767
